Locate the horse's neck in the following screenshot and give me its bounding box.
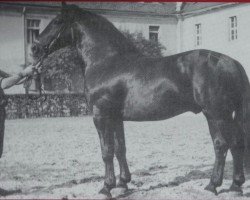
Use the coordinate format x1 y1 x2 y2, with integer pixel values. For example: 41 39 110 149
82 46 116 68
74 20 139 72
79 34 118 71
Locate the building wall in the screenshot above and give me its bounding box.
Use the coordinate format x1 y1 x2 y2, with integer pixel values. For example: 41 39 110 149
0 9 24 73
0 9 26 94
181 4 250 77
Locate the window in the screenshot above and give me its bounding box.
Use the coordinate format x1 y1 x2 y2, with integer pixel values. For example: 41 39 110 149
195 23 202 46
229 16 237 41
149 26 159 42
27 19 40 44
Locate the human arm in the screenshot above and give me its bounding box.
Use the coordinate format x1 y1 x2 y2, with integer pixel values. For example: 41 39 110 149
1 64 38 89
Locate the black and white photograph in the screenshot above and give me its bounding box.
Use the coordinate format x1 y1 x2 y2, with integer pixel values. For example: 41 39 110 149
1 1 250 199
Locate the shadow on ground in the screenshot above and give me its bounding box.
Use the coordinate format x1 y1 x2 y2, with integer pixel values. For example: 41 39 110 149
129 160 250 197
6 160 250 198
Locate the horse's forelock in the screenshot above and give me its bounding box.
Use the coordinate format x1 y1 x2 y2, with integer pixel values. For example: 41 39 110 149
61 4 83 19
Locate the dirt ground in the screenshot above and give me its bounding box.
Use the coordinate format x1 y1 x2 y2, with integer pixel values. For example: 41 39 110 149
0 113 250 199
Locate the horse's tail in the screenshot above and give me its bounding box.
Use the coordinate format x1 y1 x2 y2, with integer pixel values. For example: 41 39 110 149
235 61 250 172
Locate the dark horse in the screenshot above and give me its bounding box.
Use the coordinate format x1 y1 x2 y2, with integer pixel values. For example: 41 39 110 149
31 3 250 197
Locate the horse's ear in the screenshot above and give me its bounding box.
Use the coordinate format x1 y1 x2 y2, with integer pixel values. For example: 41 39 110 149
61 2 69 17
62 2 67 7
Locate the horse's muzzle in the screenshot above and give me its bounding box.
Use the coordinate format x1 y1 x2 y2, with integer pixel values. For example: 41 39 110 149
31 43 40 54
31 42 45 62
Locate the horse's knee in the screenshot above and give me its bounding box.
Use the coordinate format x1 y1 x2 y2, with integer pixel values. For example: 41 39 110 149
102 152 114 163
214 138 228 155
114 143 126 157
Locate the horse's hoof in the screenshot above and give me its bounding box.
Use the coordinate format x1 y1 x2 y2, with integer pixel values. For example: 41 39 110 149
204 183 217 195
229 183 243 195
110 187 128 198
99 187 112 199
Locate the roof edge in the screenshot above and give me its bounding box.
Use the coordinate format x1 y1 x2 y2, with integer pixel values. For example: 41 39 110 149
180 3 239 17
0 2 177 17
0 2 242 18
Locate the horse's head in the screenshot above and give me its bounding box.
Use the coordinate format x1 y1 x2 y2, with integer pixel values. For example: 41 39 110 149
31 3 80 63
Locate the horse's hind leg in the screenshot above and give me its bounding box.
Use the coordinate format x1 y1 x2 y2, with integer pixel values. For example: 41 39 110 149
93 106 116 197
204 116 230 194
114 119 131 188
229 120 245 192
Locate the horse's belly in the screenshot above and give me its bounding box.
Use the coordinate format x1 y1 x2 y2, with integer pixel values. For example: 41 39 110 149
122 80 188 121
122 104 187 121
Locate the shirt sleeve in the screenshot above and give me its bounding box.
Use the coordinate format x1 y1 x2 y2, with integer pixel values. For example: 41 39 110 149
0 77 4 89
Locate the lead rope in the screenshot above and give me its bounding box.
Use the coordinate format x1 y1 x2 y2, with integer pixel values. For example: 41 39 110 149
24 62 47 102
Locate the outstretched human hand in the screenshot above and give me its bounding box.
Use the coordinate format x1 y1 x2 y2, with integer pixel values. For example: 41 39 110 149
21 62 40 77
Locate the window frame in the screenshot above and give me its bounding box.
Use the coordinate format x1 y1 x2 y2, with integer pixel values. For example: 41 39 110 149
149 25 160 43
229 16 238 41
26 18 41 44
195 23 202 47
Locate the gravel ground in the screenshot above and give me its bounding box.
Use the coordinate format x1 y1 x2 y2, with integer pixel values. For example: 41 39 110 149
0 113 249 199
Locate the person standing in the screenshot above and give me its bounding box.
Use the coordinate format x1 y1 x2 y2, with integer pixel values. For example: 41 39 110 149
0 63 38 157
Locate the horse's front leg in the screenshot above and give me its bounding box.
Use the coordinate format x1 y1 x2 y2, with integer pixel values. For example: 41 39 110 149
114 119 131 187
93 105 116 197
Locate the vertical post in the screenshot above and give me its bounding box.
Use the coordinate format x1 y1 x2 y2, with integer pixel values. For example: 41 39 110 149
23 6 29 94
23 7 27 66
22 6 29 118
175 3 183 53
176 14 183 53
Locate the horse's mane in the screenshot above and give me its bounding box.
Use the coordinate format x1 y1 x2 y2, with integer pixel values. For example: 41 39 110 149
68 5 140 54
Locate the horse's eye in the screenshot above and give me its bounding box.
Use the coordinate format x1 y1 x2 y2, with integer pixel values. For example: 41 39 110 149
44 46 49 52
